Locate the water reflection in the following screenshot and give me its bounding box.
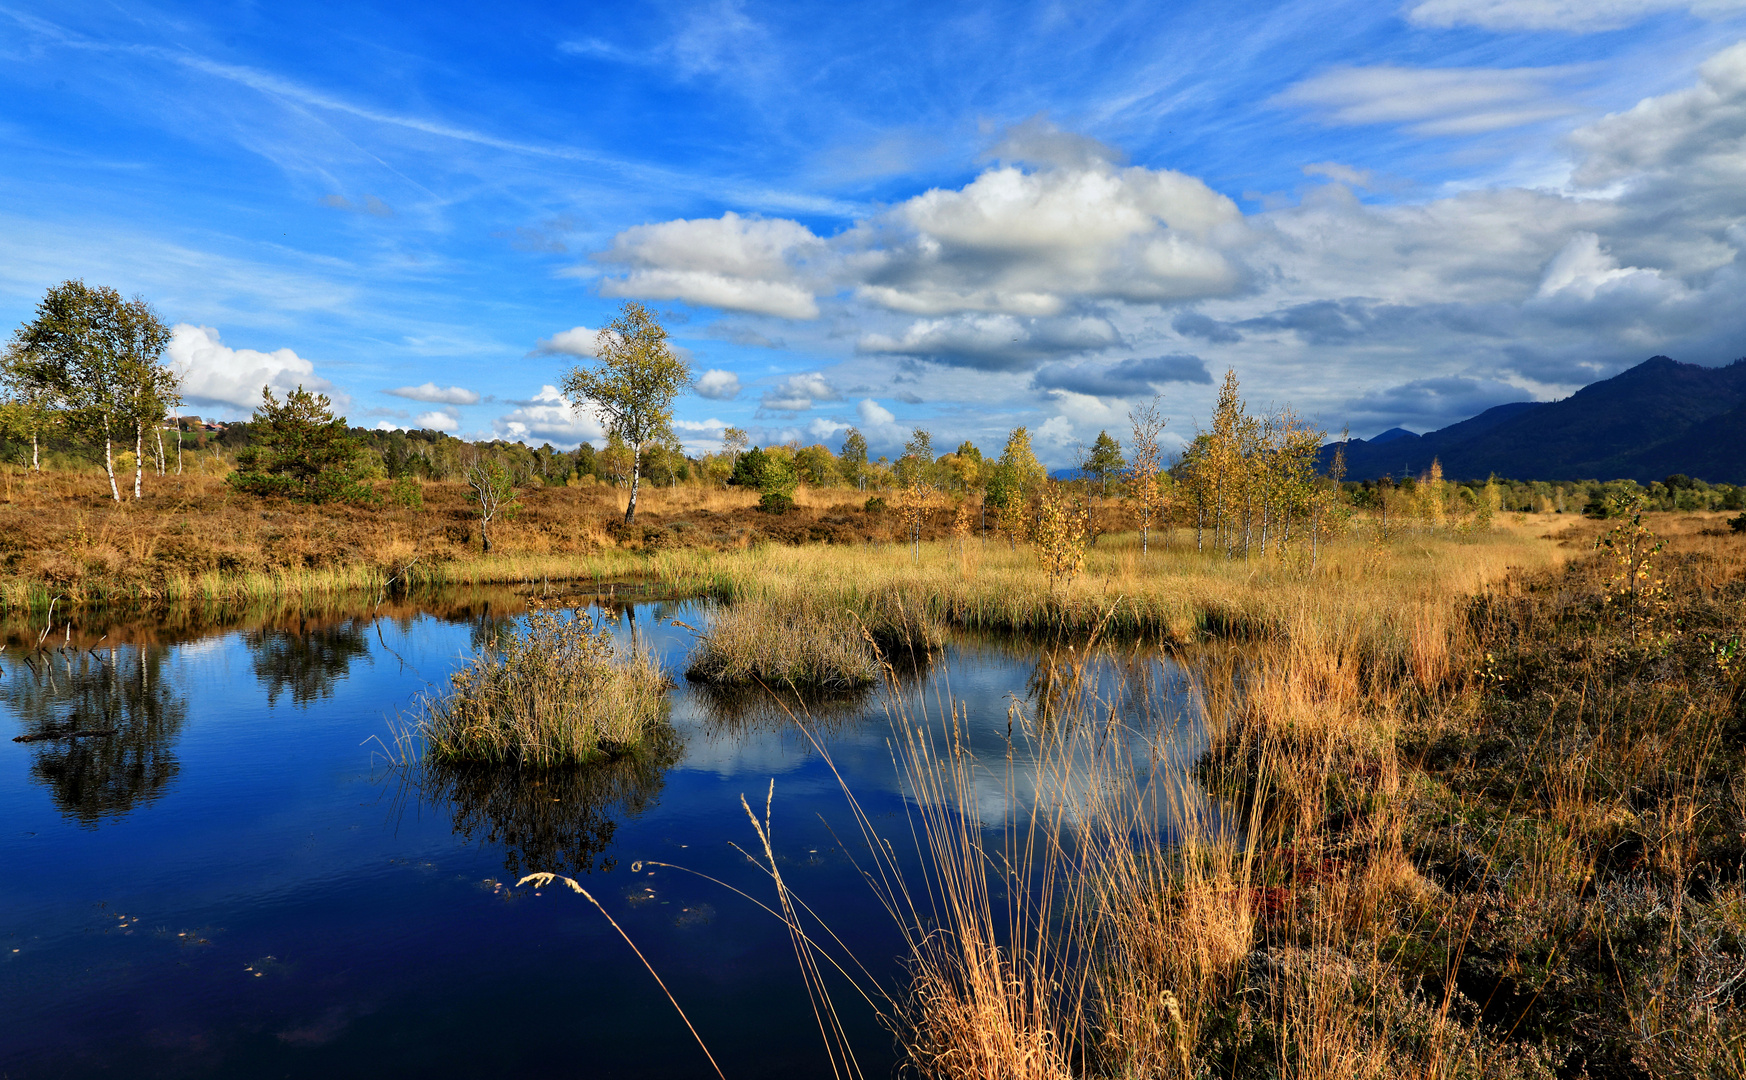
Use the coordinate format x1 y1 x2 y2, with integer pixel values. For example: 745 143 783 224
689 682 877 736
419 731 682 877
247 617 374 707
2 645 187 825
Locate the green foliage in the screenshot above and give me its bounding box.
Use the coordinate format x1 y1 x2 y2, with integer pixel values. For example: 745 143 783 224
758 491 795 514
864 496 887 513
389 473 424 509
559 301 691 522
759 454 798 499
1083 430 1125 493
11 279 178 498
728 446 770 488
999 427 1046 492
229 385 371 503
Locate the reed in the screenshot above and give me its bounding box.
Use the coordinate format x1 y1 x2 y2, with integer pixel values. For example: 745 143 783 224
419 605 668 767
685 595 881 690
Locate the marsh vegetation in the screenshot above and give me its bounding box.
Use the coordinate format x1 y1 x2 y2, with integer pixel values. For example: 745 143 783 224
418 604 669 767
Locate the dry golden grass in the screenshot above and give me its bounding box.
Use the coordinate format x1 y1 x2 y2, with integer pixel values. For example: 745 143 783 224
419 604 668 767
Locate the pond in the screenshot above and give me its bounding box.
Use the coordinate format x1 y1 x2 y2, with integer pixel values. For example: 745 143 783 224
0 589 1204 1078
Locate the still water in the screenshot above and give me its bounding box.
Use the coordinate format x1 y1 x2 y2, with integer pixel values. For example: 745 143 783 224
0 590 1200 1078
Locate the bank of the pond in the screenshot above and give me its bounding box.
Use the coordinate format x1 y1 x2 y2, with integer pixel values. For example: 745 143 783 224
2 519 1571 682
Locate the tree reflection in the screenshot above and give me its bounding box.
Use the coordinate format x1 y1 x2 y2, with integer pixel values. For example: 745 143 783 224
421 730 681 878
246 617 373 707
3 646 188 825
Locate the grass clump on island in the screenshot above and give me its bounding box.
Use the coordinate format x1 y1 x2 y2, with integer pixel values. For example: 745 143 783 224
421 605 668 768
685 589 944 691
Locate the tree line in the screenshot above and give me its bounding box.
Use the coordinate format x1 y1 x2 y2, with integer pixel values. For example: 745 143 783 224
11 283 1732 536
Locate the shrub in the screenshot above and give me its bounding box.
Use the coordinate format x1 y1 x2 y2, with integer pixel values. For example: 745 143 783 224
1731 512 1746 534
864 496 888 513
759 491 795 515
421 606 667 767
389 473 424 509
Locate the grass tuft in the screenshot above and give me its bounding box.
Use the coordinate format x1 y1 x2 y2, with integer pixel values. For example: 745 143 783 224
420 605 668 767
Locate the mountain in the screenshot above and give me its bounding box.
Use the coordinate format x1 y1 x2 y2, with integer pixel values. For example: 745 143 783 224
1323 356 1746 483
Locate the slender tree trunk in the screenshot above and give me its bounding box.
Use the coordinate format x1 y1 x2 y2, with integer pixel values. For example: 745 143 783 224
103 421 119 503
624 439 641 524
134 420 144 499
32 431 39 471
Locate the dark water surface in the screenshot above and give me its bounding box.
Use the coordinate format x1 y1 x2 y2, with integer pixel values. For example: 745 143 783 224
0 591 1200 1079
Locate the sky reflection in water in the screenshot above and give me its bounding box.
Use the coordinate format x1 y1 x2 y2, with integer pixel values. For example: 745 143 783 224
0 593 1201 1078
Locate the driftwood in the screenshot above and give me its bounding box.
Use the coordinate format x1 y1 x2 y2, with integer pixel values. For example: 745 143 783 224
12 728 117 744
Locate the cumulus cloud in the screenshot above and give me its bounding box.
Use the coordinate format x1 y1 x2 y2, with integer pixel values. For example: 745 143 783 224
982 114 1127 170
1404 0 1746 33
695 368 742 399
570 43 1746 435
533 326 609 357
857 398 896 425
595 211 826 319
165 324 343 414
1278 64 1576 135
759 372 841 412
807 417 847 440
1032 354 1213 398
589 157 1247 331
385 382 480 405
857 313 1122 370
414 410 460 432
492 385 607 446
1036 416 1075 446
854 163 1245 316
1568 41 1746 189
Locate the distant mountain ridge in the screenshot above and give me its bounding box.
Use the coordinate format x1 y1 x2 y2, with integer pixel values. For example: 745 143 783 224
1322 356 1746 484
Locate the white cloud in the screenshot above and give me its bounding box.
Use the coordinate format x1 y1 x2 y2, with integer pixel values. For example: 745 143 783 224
759 372 841 412
855 163 1245 316
589 158 1246 362
1036 416 1075 446
1303 162 1376 188
1404 0 1746 33
1568 41 1746 189
596 211 826 319
807 417 847 440
1278 64 1577 135
492 385 608 446
856 398 896 426
385 382 480 405
694 368 743 399
414 410 460 431
982 114 1127 170
533 325 610 357
165 324 344 415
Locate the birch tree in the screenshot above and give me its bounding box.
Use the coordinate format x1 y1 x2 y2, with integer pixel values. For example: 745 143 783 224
1126 397 1167 555
561 302 691 524
13 281 174 501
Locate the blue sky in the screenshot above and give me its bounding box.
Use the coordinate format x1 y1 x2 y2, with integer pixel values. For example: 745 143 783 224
4 0 1746 463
